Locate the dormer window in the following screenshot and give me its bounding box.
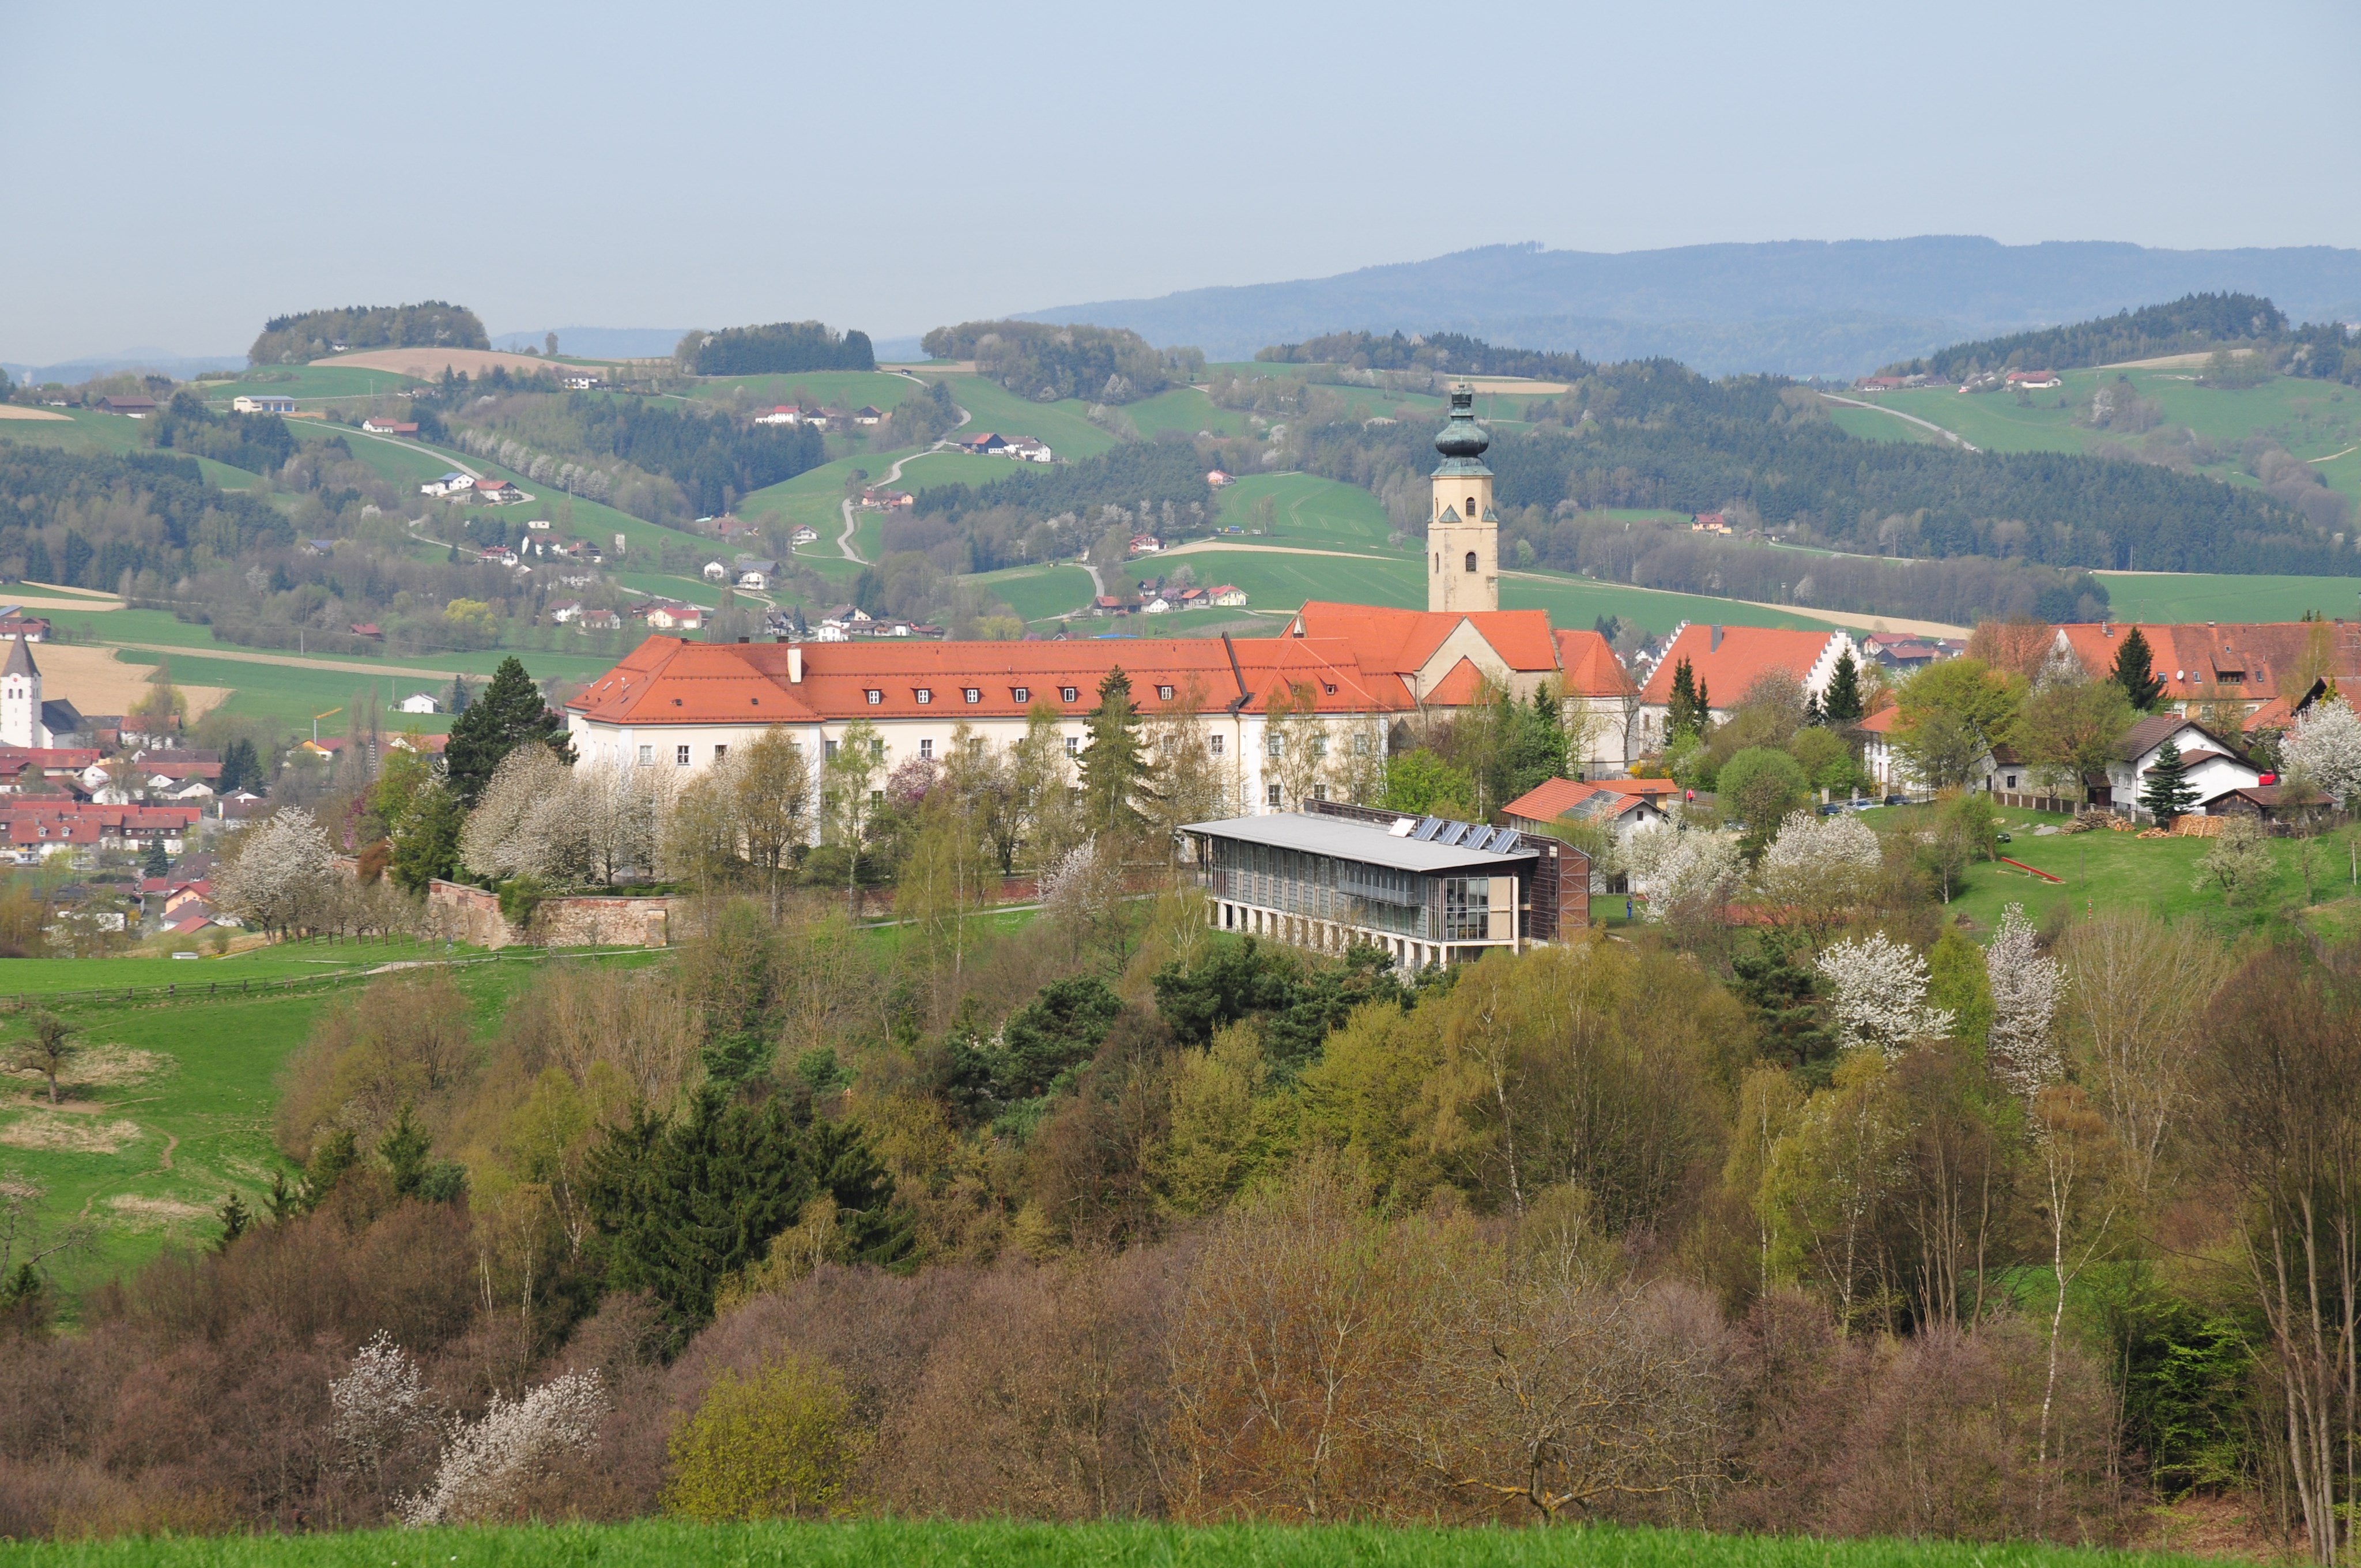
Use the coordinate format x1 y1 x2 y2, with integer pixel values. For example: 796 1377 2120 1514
1157 685 1174 701
915 688 933 704
963 687 980 703
1060 686 1078 703
1012 686 1030 702
865 689 882 704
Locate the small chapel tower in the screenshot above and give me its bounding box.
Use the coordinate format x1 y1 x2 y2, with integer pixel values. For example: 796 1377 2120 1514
1 635 41 748
1427 385 1498 613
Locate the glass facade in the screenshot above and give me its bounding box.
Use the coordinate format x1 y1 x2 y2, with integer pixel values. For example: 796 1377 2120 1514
1194 835 1515 943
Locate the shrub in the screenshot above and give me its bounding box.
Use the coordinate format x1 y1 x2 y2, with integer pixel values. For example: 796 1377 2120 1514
663 1354 863 1520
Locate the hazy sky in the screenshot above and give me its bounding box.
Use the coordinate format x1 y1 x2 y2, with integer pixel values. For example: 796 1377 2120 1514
6 0 2358 363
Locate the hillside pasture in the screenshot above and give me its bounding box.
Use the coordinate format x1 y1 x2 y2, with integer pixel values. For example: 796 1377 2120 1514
1215 472 1402 551
968 563 1095 623
2092 570 2361 623
681 370 920 410
199 364 423 404
936 375 1118 463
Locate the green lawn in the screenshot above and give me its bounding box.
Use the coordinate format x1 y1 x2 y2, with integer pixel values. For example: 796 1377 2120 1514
194 365 424 404
0 1516 2223 1568
1854 806 2361 937
1123 385 1250 439
937 375 1118 462
678 370 922 410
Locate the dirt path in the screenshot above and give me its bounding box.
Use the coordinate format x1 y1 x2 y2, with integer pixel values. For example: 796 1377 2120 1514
157 1130 178 1172
1817 392 1979 452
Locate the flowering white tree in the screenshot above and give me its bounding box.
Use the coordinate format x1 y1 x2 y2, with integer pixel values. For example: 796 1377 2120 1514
2282 698 2361 808
214 807 336 938
331 1331 435 1490
1622 823 1741 924
1753 809 1883 934
401 1368 607 1526
460 748 663 887
1815 932 1955 1056
1984 902 2064 1098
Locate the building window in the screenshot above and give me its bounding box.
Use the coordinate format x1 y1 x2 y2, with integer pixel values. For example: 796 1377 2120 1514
1465 495 1476 518
1266 782 1282 806
1464 551 1478 573
870 738 884 759
1210 734 1224 756
1065 735 1080 755
1157 684 1174 701
1353 732 1370 755
1312 784 1329 801
1444 876 1492 941
1012 686 1029 702
1060 686 1078 703
919 738 933 760
1267 733 1283 758
824 738 839 759
637 745 653 766
2007 774 2019 790
1311 734 1327 757
714 744 727 760
676 745 691 766
916 688 932 704
963 688 980 703
865 689 882 704
870 789 883 807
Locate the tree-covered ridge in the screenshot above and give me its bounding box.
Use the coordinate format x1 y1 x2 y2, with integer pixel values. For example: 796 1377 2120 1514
1257 329 1597 382
247 301 488 365
920 321 1204 404
1892 292 2286 380
571 395 827 519
1302 355 2340 575
913 440 1213 527
0 445 291 589
687 322 876 376
149 391 296 476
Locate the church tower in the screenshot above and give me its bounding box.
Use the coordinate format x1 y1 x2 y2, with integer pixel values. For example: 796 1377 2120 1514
1 635 41 748
1428 385 1498 613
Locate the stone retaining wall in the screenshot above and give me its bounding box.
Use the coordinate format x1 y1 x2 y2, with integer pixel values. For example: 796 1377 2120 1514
425 879 673 950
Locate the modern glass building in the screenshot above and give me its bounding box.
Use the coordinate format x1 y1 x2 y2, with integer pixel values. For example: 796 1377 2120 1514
1182 802 1589 970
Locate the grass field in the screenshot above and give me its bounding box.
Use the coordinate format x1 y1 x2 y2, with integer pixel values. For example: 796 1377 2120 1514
0 1516 2224 1568
939 375 1118 463
0 946 665 1294
2091 570 2361 623
0 409 265 487
1838 368 2361 504
971 563 1096 623
678 370 921 412
1217 472 1403 551
194 365 424 405
1123 385 1250 439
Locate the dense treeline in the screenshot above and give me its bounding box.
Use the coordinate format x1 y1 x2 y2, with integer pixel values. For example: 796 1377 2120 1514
1300 357 2343 574
248 302 488 366
921 321 1204 404
574 396 825 518
1895 292 2287 380
0 446 291 590
685 322 876 376
914 439 1212 528
1258 329 1596 382
148 392 296 476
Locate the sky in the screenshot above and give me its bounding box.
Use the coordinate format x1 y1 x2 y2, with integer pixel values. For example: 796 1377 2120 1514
5 0 2359 364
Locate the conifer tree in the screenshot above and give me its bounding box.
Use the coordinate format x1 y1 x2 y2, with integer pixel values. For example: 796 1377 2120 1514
142 839 169 879
1666 657 1705 742
1823 646 1865 724
443 658 570 809
2111 626 2164 710
1078 667 1152 834
2139 737 2198 823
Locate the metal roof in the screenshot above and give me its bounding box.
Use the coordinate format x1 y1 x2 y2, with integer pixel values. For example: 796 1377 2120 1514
1182 812 1536 874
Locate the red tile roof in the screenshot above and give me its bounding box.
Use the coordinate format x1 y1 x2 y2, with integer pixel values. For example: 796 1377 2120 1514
1639 625 1840 706
2054 621 2361 704
1554 629 1635 698
1502 778 1596 822
566 635 1416 728
1423 657 1487 707
1292 601 1559 677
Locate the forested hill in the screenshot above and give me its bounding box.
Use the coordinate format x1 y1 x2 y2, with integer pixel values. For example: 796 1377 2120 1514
248 302 488 365
1257 330 1593 382
1302 360 2340 576
0 446 292 589
1894 293 2285 380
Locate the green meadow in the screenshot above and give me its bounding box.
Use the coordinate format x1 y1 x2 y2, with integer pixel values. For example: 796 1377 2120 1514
194 364 423 405
2092 570 2361 623
970 563 1095 623
1216 472 1402 550
680 370 921 410
0 1516 2226 1568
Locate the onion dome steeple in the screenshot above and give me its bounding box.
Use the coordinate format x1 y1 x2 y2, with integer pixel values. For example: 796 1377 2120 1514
1432 386 1491 475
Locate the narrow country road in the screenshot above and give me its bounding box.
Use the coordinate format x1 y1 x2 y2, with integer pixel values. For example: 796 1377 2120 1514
835 394 972 566
1817 393 1979 452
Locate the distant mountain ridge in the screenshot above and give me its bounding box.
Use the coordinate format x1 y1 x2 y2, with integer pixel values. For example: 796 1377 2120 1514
1019 237 2361 376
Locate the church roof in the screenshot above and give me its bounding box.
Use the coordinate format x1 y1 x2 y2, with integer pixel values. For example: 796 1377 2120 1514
3 635 37 679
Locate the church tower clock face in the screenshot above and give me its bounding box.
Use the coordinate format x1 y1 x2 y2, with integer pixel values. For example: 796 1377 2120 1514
1428 386 1497 614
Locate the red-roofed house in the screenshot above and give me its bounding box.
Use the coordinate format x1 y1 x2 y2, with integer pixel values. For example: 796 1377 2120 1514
1502 777 1667 843
1288 601 1560 708
1634 624 1858 753
1555 628 1638 775
565 631 1422 815
2047 622 2361 723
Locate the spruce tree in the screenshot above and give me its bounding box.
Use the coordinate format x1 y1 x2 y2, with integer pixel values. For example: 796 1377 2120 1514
1078 667 1151 834
2139 737 2198 823
443 657 570 808
2111 626 2164 710
1823 646 1865 724
1666 657 1705 742
142 839 169 879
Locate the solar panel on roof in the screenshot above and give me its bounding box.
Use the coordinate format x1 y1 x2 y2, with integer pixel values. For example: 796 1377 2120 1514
1439 821 1470 846
1412 817 1443 841
1489 827 1522 852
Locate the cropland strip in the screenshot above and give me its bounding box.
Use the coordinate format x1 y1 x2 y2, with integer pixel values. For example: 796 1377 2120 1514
0 406 72 421
311 348 614 379
103 641 476 681
32 642 231 721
